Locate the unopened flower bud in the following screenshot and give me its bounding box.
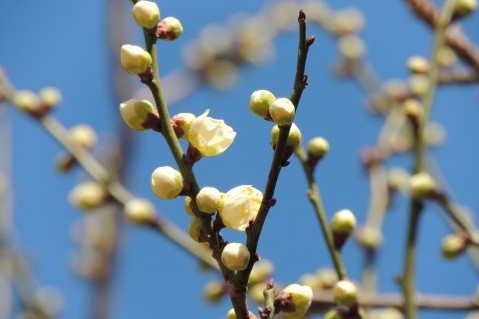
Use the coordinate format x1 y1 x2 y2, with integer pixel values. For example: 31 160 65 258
249 259 274 285
438 46 457 67
221 242 250 271
188 217 206 243
269 98 295 126
281 284 313 317
120 44 152 74
409 172 437 199
69 182 106 211
324 309 343 319
131 1 160 29
316 268 338 289
249 90 276 118
454 0 477 18
249 282 267 304
124 198 156 224
12 90 40 112
425 122 447 147
333 280 358 307
150 166 184 199
39 87 62 108
184 196 194 216
442 233 468 259
403 99 424 129
338 35 365 60
331 209 357 235
119 99 158 131
218 185 263 231
171 113 195 138
69 125 97 149
157 17 184 41
388 168 410 192
196 187 222 214
357 225 383 249
407 56 430 74
271 122 302 150
408 74 429 97
203 281 226 303
307 137 330 161
226 308 237 319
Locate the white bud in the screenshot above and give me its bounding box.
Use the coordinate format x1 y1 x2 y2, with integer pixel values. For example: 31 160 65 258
249 90 276 118
119 99 158 131
196 187 222 214
69 125 97 149
69 182 106 211
120 44 152 75
269 97 295 126
221 242 250 271
124 198 156 224
281 284 313 317
150 166 184 199
333 280 358 307
131 1 160 29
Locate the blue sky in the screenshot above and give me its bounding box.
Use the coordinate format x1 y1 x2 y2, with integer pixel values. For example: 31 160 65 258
1 1 479 318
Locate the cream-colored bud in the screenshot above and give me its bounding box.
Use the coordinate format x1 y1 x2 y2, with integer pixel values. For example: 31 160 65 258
39 87 62 108
203 281 225 303
388 168 410 192
454 0 477 18
356 225 383 249
131 1 160 29
171 113 196 139
442 233 467 259
269 98 295 126
333 280 358 307
12 90 40 112
249 282 267 304
409 172 437 199
331 209 357 235
338 35 365 60
307 137 330 159
271 123 302 150
403 99 425 123
316 268 338 289
249 90 276 118
196 187 222 214
120 44 152 74
184 196 194 216
408 74 429 97
281 284 313 317
188 217 205 243
69 125 97 149
218 185 263 231
150 166 184 199
69 182 106 211
119 99 157 131
124 198 156 224
249 259 274 285
158 17 184 41
221 242 250 271
226 308 237 319
187 109 236 157
407 56 430 74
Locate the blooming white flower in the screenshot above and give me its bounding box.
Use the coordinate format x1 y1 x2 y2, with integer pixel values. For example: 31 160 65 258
187 109 236 156
150 166 184 199
218 185 262 231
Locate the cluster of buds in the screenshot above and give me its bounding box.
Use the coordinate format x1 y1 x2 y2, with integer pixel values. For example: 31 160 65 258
12 87 62 117
249 90 296 127
131 1 183 40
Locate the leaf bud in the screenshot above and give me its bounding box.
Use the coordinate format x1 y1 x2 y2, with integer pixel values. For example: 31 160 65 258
131 1 160 29
249 89 276 119
196 186 222 214
156 17 184 41
69 182 107 211
221 242 250 271
119 99 159 131
442 233 468 259
69 125 97 149
124 198 156 225
269 97 295 127
39 87 62 108
280 284 313 317
409 172 437 200
150 166 184 199
120 44 152 75
407 56 430 74
333 280 358 307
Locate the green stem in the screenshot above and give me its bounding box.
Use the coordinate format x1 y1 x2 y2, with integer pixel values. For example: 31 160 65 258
295 147 347 280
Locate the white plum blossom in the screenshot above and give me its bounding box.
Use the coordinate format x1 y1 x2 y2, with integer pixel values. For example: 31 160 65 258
218 185 263 231
187 109 236 156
